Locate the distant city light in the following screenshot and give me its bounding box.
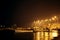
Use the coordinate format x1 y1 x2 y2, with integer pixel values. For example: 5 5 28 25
49 19 52 21
52 17 55 20
54 16 57 19
45 19 48 22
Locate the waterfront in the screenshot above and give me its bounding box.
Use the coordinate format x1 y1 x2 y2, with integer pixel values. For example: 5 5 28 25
14 29 59 40
0 16 60 40
0 29 60 40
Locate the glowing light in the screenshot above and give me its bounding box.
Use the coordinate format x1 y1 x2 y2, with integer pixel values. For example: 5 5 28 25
36 32 40 40
51 16 58 21
54 16 57 19
45 32 49 40
45 32 48 36
37 20 40 23
52 17 55 20
33 21 36 24
52 30 58 37
40 20 44 22
49 19 52 21
33 32 41 40
32 16 59 40
45 19 48 22
15 29 33 32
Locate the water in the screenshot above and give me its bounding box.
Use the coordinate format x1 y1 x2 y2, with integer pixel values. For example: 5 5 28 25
14 32 33 40
33 30 58 40
14 30 58 40
0 29 59 40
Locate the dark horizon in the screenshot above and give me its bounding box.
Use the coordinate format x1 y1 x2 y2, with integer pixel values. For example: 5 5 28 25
1 0 60 27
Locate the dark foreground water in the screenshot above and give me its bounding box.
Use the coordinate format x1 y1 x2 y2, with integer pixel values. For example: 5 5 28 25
0 29 60 40
0 29 33 40
14 32 33 40
0 29 14 40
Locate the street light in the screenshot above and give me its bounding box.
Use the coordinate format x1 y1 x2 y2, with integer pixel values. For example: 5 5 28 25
49 19 52 22
45 19 49 22
51 16 58 21
54 16 57 19
52 17 55 21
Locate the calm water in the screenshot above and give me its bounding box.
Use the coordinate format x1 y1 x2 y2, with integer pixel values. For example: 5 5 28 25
14 32 33 40
14 30 59 40
0 30 60 40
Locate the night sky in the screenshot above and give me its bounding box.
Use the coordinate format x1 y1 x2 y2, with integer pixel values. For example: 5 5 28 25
1 0 60 27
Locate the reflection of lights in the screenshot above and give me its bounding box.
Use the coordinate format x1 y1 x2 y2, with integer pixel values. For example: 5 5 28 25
50 32 53 39
52 30 58 37
45 32 48 36
36 32 40 40
34 32 41 40
45 32 48 40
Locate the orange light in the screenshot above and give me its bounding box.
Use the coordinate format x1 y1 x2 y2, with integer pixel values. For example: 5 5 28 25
54 16 57 19
36 32 40 40
52 17 55 20
45 19 48 22
52 30 58 37
49 19 52 21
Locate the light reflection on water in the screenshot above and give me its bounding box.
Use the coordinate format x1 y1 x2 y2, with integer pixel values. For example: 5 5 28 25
33 30 58 40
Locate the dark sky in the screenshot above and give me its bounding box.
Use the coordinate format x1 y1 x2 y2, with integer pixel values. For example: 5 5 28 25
1 0 60 27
